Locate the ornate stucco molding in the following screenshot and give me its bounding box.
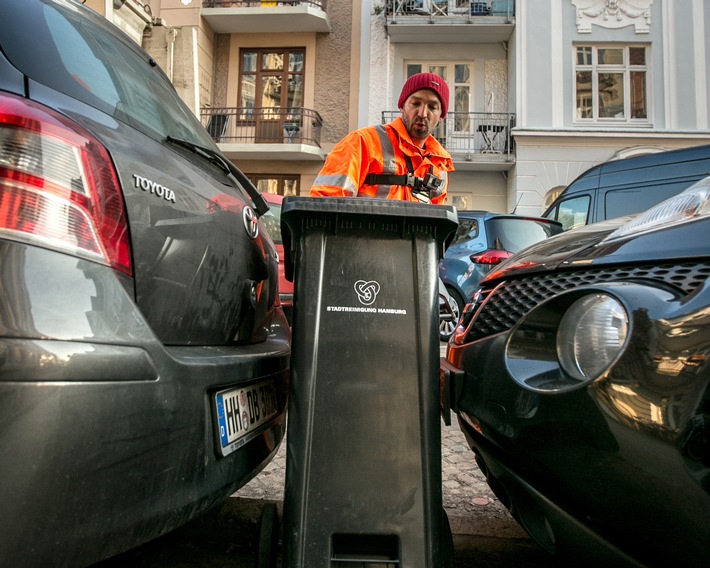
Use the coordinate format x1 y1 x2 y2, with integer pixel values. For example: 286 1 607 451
571 0 653 34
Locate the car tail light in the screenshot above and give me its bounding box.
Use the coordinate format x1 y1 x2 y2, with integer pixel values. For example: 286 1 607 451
0 93 131 275
470 249 513 265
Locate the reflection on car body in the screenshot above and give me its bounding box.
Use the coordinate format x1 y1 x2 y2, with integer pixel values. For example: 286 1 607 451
442 179 710 567
261 192 295 324
0 1 289 566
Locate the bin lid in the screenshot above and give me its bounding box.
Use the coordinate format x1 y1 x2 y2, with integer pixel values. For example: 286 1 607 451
280 197 459 281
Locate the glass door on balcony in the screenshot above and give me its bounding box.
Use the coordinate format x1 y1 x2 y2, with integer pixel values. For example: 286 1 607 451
404 62 472 152
450 64 472 152
249 175 300 196
239 48 304 143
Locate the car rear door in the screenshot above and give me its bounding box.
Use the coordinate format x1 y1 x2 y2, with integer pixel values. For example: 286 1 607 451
0 0 277 346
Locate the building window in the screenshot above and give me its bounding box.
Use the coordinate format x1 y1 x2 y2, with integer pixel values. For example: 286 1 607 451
238 48 305 120
248 174 299 197
405 62 473 146
405 62 471 123
574 45 649 124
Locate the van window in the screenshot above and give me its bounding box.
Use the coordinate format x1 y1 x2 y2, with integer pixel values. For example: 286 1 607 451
547 195 590 231
604 183 702 219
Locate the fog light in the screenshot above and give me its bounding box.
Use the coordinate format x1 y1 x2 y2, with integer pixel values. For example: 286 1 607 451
557 294 628 382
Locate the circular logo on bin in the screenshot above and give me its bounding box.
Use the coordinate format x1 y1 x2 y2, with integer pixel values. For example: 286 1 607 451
354 280 380 305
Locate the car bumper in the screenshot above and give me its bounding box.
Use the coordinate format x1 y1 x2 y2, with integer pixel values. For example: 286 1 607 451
456 415 645 567
0 242 290 567
443 277 710 568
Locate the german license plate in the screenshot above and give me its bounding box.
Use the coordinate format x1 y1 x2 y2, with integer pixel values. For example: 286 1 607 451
214 379 279 457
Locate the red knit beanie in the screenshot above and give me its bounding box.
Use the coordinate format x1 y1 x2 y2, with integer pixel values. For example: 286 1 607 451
398 72 449 117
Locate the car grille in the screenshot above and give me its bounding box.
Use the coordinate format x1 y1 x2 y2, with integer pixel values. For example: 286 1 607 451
465 261 710 342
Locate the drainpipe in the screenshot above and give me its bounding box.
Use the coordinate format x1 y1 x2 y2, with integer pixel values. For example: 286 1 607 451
157 20 177 83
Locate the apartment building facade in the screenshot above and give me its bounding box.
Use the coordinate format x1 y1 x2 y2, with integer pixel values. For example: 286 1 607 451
90 0 710 218
374 0 710 216
510 0 710 217
90 0 358 198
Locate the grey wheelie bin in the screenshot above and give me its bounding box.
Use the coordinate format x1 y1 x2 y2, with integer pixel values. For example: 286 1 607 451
280 197 458 568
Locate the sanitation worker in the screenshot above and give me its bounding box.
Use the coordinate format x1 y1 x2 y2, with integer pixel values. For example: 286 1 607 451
310 72 454 204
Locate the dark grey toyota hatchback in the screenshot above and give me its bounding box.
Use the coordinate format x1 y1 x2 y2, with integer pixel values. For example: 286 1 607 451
0 1 290 566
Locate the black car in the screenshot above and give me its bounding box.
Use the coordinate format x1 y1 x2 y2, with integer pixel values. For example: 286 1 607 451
0 1 289 566
438 211 562 340
441 180 710 567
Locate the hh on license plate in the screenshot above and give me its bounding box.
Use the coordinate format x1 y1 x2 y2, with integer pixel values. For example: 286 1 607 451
215 380 279 457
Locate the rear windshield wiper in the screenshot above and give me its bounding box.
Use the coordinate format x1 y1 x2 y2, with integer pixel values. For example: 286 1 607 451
166 135 230 173
165 136 269 216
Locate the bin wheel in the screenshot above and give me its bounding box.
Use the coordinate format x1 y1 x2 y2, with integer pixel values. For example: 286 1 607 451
255 502 279 568
442 508 454 567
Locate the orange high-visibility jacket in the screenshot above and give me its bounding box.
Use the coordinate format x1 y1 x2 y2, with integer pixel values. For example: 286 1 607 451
310 117 454 204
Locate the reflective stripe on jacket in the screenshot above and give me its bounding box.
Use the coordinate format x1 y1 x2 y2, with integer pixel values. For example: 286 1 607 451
310 117 454 204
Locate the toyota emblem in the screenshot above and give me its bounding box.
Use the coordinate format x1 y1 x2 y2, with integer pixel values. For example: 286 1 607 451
242 206 259 239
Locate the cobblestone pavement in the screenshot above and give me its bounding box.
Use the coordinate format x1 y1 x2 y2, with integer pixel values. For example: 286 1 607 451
95 407 556 565
93 344 555 567
234 420 528 540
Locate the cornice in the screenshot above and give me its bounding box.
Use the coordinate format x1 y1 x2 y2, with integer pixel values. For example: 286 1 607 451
570 0 654 34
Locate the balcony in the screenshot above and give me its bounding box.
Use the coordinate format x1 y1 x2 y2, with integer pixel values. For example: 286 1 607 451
202 107 326 161
383 111 515 170
201 0 330 34
385 0 514 43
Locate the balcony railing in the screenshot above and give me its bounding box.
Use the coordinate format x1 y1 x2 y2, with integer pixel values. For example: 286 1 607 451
202 0 326 8
387 0 513 19
201 107 323 147
201 0 330 33
382 111 515 159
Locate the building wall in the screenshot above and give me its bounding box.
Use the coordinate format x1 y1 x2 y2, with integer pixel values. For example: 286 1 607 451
85 0 152 45
143 23 206 116
509 0 710 218
196 24 215 112
84 0 105 16
133 0 214 117
449 171 508 212
314 0 357 150
365 11 391 128
142 25 177 80
212 34 231 107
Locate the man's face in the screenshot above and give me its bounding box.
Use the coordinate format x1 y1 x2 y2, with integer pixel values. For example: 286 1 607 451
400 89 443 146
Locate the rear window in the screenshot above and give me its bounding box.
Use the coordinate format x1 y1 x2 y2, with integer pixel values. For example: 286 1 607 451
0 0 214 148
486 218 561 253
261 202 283 244
449 218 479 247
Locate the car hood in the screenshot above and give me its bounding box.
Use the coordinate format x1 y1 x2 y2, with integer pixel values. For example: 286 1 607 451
481 213 710 284
480 217 630 281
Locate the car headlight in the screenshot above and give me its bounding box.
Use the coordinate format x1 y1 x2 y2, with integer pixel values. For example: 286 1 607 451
605 176 710 242
506 290 631 393
556 294 628 382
